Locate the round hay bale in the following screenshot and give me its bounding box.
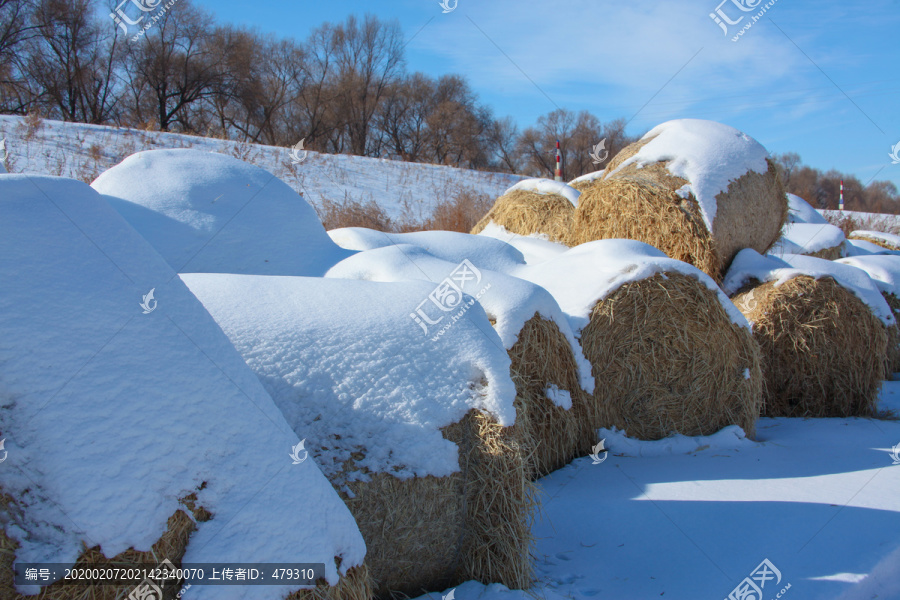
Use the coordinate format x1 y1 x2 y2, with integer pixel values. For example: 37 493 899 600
732 276 887 417
508 313 595 478
518 240 763 441
848 230 900 252
835 254 900 376
582 272 762 439
180 274 537 600
323 243 596 480
339 410 534 598
573 120 788 281
470 179 579 245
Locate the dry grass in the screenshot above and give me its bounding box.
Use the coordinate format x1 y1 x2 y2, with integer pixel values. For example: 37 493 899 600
422 188 494 233
733 276 886 418
470 189 574 245
579 273 762 440
576 137 787 281
507 314 595 478
316 194 395 232
337 409 535 599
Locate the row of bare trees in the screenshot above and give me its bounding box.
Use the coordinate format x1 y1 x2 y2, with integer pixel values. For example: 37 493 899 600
773 152 900 214
0 0 640 178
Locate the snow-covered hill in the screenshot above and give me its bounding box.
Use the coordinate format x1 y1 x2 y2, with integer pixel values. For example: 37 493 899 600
0 115 521 226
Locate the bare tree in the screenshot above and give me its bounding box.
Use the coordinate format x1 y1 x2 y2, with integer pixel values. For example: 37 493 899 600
328 14 404 156
22 0 120 123
122 0 223 132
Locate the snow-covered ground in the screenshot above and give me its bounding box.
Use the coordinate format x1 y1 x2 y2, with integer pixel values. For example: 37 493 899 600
0 115 521 224
419 384 900 600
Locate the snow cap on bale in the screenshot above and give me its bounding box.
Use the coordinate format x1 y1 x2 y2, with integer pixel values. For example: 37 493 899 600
725 249 892 418
769 222 846 260
0 176 367 600
180 274 535 596
787 193 828 224
574 119 788 280
513 239 762 441
724 250 895 327
568 170 606 192
327 227 527 273
325 243 597 476
476 222 569 265
470 178 579 245
91 149 352 275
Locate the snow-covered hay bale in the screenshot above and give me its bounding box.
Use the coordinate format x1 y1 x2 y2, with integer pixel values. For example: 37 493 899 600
725 251 893 417
471 179 579 245
786 193 828 224
848 230 900 252
769 222 846 260
837 254 900 375
517 240 762 440
325 241 597 478
91 148 351 275
572 119 788 281
0 176 369 600
181 274 536 598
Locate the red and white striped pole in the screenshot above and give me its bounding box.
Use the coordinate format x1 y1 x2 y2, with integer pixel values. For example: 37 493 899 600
839 179 844 211
554 140 563 182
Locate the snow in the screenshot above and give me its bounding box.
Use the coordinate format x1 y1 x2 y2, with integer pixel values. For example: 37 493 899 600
180 273 519 482
327 227 527 273
768 222 845 256
544 385 573 411
0 175 365 600
324 243 594 393
598 425 757 457
567 170 605 187
606 119 770 231
851 230 900 249
513 239 751 334
723 249 895 326
836 255 900 295
787 193 828 224
506 178 581 207
91 149 352 276
476 223 569 265
414 382 900 600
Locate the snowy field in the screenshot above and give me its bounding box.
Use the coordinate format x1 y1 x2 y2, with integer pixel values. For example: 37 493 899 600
427 382 900 600
0 115 521 224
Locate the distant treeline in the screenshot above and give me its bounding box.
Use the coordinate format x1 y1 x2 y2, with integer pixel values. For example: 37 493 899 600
1 0 897 209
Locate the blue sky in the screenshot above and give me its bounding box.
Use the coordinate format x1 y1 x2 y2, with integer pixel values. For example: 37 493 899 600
191 0 900 192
